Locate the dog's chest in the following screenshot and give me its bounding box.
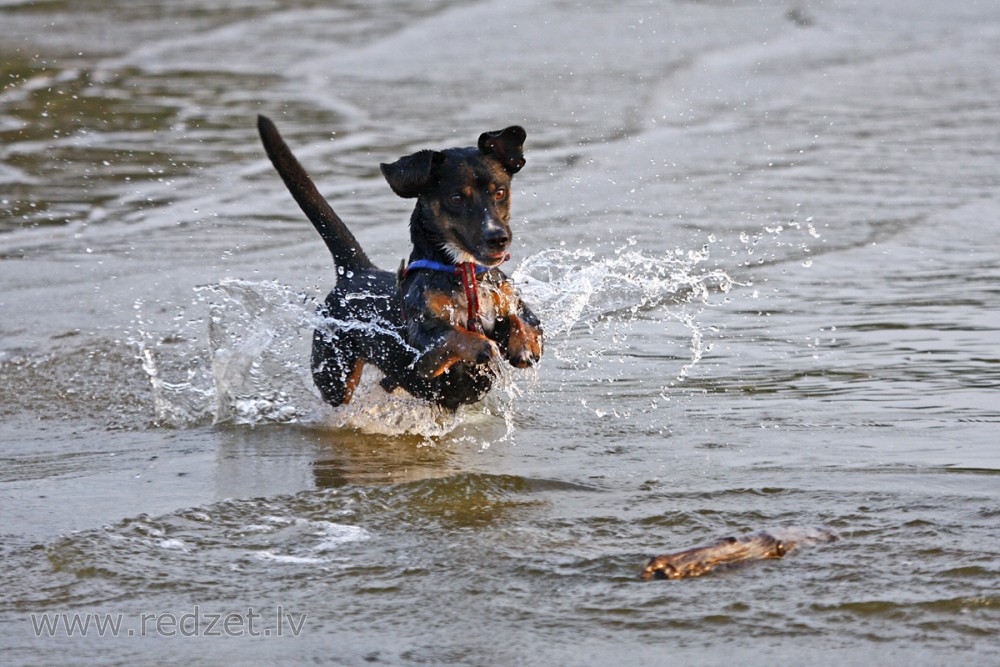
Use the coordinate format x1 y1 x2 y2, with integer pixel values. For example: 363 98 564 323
446 280 503 332
415 274 514 334
476 282 501 333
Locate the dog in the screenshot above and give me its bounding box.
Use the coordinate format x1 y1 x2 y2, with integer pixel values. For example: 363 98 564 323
257 115 543 410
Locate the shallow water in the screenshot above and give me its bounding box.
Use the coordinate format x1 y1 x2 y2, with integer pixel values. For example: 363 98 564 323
2 0 999 664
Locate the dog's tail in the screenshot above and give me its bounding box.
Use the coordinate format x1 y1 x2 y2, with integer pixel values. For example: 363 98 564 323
257 114 375 272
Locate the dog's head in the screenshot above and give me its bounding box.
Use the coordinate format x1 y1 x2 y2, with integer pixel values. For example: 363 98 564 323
380 126 526 267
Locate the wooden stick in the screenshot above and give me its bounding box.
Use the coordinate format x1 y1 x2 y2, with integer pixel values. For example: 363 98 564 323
640 526 839 581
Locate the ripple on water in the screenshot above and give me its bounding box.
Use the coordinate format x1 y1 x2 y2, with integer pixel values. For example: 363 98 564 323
21 472 572 605
3 466 997 649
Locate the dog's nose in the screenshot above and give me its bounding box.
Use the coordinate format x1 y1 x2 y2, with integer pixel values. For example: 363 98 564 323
484 226 510 252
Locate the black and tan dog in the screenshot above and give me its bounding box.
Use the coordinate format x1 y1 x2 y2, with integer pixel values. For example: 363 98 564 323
257 115 543 410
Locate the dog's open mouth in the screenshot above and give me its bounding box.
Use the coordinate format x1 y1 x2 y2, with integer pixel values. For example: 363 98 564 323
445 236 509 268
481 250 509 266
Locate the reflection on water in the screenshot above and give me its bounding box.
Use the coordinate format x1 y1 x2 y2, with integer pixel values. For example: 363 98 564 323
308 428 459 489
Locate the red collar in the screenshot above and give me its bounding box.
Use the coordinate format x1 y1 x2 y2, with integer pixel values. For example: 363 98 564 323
456 262 484 333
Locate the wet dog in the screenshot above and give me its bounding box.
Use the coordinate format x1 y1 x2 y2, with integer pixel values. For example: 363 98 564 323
257 115 543 410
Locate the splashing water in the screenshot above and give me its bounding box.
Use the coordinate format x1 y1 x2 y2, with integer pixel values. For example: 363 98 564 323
133 300 216 427
512 245 731 336
132 280 318 428
513 243 736 379
204 280 318 425
134 244 734 437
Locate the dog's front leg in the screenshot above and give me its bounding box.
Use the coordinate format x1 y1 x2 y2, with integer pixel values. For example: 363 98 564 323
489 281 544 368
413 328 501 378
407 288 501 379
505 314 543 368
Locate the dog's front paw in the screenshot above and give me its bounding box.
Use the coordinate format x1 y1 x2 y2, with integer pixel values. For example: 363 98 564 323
510 348 539 368
506 316 542 368
474 337 502 365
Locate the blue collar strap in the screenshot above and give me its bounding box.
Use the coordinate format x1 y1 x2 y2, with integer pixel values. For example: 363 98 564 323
403 259 491 275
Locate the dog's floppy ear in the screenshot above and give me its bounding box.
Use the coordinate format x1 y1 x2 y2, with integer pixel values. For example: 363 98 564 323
478 126 526 174
380 150 444 198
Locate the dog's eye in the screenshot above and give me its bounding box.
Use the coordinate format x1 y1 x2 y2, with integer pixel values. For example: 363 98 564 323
494 188 507 201
449 194 463 205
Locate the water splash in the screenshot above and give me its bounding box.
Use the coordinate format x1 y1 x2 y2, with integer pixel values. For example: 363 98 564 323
203 279 317 425
133 299 215 427
513 243 734 337
324 366 464 438
514 242 737 380
134 243 735 437
131 280 317 428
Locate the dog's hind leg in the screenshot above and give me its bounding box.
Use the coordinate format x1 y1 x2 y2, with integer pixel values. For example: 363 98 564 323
341 358 365 404
311 330 365 407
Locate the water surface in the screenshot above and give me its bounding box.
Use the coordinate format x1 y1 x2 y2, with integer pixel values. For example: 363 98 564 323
2 0 999 664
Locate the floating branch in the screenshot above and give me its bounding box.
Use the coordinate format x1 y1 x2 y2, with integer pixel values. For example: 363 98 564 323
640 526 839 581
